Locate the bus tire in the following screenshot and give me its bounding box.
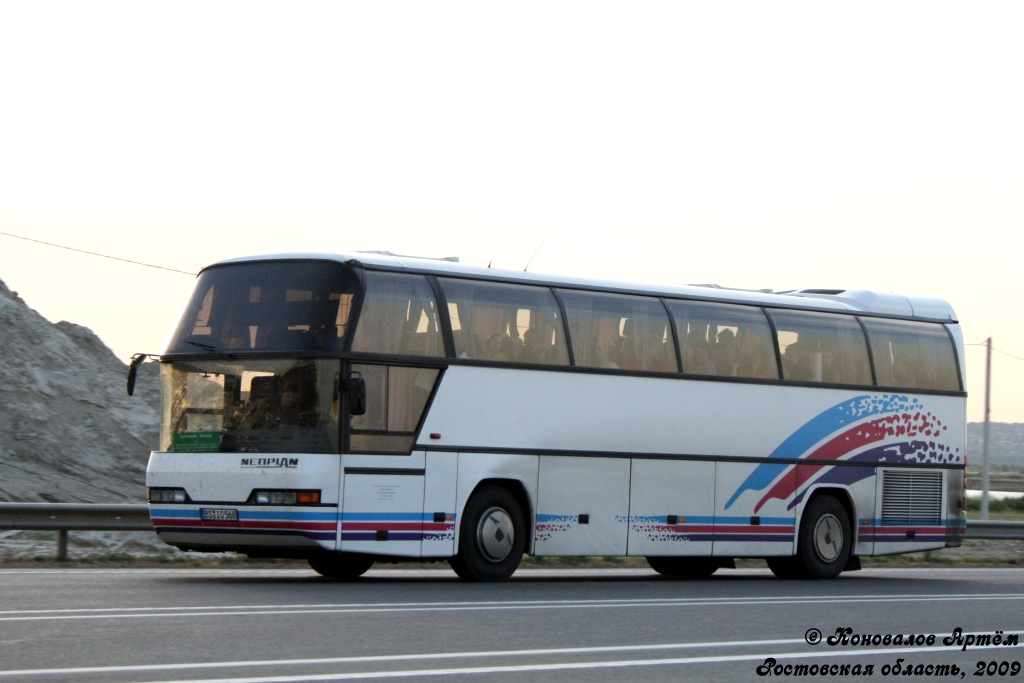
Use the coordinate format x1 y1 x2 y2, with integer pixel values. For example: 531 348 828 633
308 553 374 580
448 486 526 582
794 495 851 580
646 556 719 579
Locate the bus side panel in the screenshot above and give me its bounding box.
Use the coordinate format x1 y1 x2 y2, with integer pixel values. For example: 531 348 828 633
533 456 630 557
422 452 458 557
795 466 876 558
627 459 714 557
455 453 539 555
714 462 795 557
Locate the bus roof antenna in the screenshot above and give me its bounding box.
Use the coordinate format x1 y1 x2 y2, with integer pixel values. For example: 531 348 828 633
523 239 547 272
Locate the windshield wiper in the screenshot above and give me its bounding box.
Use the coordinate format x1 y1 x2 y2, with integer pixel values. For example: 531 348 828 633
184 340 219 352
183 340 233 358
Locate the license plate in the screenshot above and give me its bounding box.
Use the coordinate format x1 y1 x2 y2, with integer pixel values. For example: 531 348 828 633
201 508 239 522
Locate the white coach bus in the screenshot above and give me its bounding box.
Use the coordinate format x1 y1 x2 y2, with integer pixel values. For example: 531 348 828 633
138 252 967 581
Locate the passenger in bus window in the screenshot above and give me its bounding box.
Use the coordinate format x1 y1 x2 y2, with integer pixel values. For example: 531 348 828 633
819 341 843 383
600 317 624 368
782 342 810 381
690 341 717 375
647 324 678 373
736 329 774 379
523 317 562 365
521 327 549 364
484 332 512 362
714 328 738 376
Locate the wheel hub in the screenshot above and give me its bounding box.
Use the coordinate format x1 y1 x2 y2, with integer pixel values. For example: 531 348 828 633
477 507 514 562
812 513 843 563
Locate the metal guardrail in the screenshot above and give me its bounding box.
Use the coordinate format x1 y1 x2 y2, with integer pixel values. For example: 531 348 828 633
0 504 1022 561
0 503 152 561
963 520 1024 541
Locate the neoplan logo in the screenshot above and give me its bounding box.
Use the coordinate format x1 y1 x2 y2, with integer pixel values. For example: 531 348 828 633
240 458 299 468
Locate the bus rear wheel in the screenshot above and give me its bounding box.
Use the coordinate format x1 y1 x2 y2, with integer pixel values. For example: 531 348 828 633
449 486 526 582
771 495 851 580
646 556 719 579
308 552 374 580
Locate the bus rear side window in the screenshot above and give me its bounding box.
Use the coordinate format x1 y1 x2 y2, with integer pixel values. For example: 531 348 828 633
439 278 569 366
768 309 872 385
667 300 778 379
862 319 961 391
558 291 677 372
351 273 445 357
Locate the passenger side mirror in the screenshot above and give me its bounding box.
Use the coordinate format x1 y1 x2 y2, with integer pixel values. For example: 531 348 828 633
343 374 366 416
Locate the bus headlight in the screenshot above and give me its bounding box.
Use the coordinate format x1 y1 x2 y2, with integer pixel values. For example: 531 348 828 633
250 490 320 505
149 488 190 503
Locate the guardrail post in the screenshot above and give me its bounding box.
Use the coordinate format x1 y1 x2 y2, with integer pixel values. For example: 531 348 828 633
57 530 68 562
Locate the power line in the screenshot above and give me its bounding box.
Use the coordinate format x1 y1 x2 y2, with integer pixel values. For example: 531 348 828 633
0 231 197 276
993 347 1024 364
0 217 204 268
966 342 1024 364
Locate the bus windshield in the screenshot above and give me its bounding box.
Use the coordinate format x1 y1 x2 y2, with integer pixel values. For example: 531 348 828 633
160 358 340 454
165 260 359 354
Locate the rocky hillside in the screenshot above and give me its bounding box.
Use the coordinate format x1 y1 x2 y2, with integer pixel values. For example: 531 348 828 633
0 277 159 503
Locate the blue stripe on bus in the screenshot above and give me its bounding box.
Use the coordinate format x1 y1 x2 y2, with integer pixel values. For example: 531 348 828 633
340 512 451 522
341 532 427 542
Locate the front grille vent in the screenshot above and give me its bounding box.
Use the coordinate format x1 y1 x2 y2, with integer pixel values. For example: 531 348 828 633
881 470 942 526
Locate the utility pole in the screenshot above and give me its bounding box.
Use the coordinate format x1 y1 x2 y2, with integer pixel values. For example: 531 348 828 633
982 337 992 520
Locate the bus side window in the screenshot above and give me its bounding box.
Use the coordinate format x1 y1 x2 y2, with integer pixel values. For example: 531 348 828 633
558 291 677 373
861 318 961 391
351 273 445 357
439 278 570 366
666 300 778 379
768 309 871 385
348 364 441 454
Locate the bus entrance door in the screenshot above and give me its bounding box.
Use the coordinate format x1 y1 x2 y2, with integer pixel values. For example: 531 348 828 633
340 465 425 558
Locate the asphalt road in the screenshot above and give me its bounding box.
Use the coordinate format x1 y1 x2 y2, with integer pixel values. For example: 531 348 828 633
0 564 1022 682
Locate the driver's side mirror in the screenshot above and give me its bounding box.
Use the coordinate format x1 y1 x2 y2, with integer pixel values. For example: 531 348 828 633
342 374 366 416
126 353 154 396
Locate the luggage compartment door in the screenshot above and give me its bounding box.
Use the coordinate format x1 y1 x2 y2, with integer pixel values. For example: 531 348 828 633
627 459 714 557
533 456 630 556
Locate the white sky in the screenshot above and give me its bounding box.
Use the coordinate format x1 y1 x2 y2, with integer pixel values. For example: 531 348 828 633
1 2 1022 422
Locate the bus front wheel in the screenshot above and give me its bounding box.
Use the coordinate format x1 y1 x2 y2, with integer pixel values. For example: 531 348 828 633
308 552 374 580
449 486 526 582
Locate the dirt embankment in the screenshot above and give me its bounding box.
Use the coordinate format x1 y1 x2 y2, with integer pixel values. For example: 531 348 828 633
0 277 160 503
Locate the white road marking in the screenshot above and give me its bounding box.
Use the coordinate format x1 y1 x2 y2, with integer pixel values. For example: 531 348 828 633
0 637 804 677
116 642 1024 683
1 592 1023 622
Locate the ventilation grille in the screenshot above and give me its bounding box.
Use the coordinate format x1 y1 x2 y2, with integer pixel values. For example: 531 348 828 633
881 470 943 526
